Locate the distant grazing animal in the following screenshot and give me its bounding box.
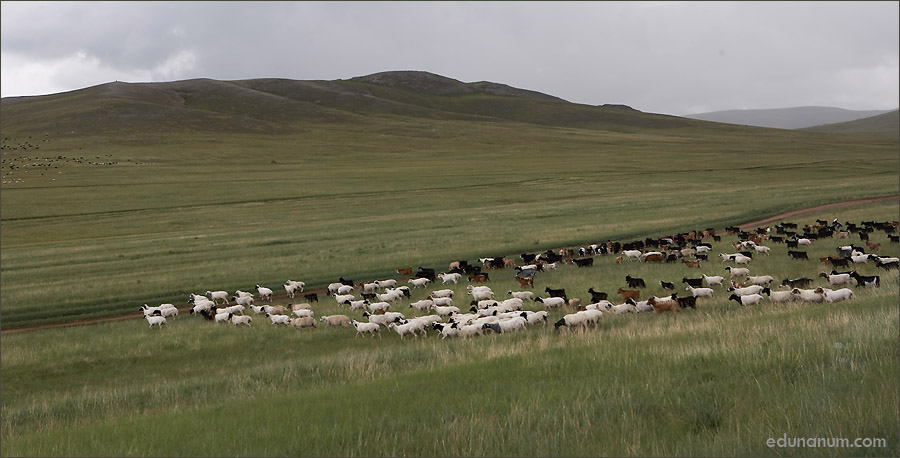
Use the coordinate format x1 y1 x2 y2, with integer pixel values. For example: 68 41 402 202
625 275 646 288
659 280 675 290
781 277 812 289
587 288 608 302
304 293 319 303
617 288 640 301
515 276 534 288
787 250 809 260
681 259 701 268
573 257 594 267
544 287 568 302
682 277 704 288
396 267 414 276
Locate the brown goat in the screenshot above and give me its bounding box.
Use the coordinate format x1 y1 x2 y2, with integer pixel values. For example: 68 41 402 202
617 288 640 301
515 276 534 288
648 296 680 313
396 267 413 276
643 253 665 263
681 259 701 268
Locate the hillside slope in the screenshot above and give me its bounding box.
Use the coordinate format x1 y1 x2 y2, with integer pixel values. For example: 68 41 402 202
684 106 894 129
1 71 723 136
801 109 899 137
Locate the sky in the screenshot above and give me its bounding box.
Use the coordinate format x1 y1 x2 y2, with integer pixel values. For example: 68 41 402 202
1 1 898 116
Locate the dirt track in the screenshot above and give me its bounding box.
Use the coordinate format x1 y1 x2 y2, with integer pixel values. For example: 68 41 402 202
3 195 897 335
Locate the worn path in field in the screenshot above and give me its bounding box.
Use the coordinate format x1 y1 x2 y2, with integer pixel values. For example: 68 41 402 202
3 195 897 335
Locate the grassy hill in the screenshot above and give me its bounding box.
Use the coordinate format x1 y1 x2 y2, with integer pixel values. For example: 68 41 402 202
0 71 897 328
801 109 900 137
684 106 895 129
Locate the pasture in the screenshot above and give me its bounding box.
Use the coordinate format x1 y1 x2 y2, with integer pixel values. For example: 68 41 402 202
1 116 898 328
1 202 897 456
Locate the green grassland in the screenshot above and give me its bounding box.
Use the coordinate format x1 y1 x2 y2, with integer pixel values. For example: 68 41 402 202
1 85 898 328
1 202 897 456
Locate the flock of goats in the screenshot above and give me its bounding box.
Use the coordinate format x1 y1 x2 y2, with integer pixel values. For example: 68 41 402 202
140 217 899 337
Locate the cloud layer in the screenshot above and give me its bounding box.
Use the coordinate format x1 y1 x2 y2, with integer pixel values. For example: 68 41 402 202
2 1 897 115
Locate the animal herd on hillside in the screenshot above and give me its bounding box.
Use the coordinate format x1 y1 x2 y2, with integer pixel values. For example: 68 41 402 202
141 218 899 337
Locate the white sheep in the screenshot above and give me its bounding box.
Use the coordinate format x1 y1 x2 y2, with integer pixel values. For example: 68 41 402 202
520 310 550 326
327 282 344 294
145 315 167 328
190 301 215 315
729 285 765 296
725 266 750 277
438 272 462 284
388 320 427 339
609 302 636 315
747 275 775 286
507 291 534 302
728 293 764 306
430 296 454 307
823 288 854 303
819 272 852 286
791 287 825 302
554 312 589 330
349 299 369 311
319 315 352 327
336 284 354 295
430 289 454 298
256 285 274 301
333 293 356 305
482 316 527 334
290 303 312 311
267 313 291 325
290 317 317 330
767 289 795 303
232 295 254 307
431 305 460 317
362 282 378 293
350 320 382 337
433 322 460 339
283 280 306 298
685 286 715 298
366 301 392 313
292 309 314 318
374 279 397 289
205 290 229 304
850 255 870 264
409 299 434 311
702 274 725 286
754 245 771 255
234 290 254 298
536 297 566 309
376 290 402 303
248 304 266 314
214 311 231 324
231 315 252 326
408 277 430 288
797 238 812 246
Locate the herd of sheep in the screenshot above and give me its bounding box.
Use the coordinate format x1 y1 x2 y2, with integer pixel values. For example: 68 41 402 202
141 217 899 336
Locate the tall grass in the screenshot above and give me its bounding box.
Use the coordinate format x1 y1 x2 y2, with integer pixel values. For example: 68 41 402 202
2 205 897 456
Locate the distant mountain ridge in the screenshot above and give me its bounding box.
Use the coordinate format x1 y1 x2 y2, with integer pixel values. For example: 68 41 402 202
1 71 714 136
684 106 895 130
801 110 899 137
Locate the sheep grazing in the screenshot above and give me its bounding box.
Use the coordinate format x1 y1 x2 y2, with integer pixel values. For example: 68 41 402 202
290 303 312 311
520 310 550 326
319 315 352 327
609 302 636 315
431 305 460 317
754 245 771 255
283 280 305 298
231 315 252 326
725 266 750 277
375 279 398 290
823 288 854 303
728 293 764 306
232 295 254 307
508 291 535 302
205 290 229 304
145 315 167 328
701 275 724 287
430 296 454 307
336 284 354 295
684 286 714 298
747 275 775 286
256 285 274 301
728 285 766 296
554 312 589 331
431 289 454 298
292 309 314 318
781 277 812 289
409 299 435 311
791 287 826 302
388 320 428 339
535 296 566 309
290 317 317 330
482 317 527 334
214 311 232 324
765 289 795 303
819 272 852 286
333 293 356 305
438 272 462 284
267 313 291 325
350 320 382 338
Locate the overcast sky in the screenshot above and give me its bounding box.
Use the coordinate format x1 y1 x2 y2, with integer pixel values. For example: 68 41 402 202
2 1 897 115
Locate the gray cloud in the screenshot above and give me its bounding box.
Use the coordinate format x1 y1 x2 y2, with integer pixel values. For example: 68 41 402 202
2 1 897 115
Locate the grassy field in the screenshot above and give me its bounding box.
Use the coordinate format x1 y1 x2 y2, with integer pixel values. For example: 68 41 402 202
1 202 897 456
1 114 897 328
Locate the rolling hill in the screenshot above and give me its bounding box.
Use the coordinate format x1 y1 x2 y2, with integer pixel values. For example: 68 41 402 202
1 71 721 136
683 106 895 129
801 109 899 137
